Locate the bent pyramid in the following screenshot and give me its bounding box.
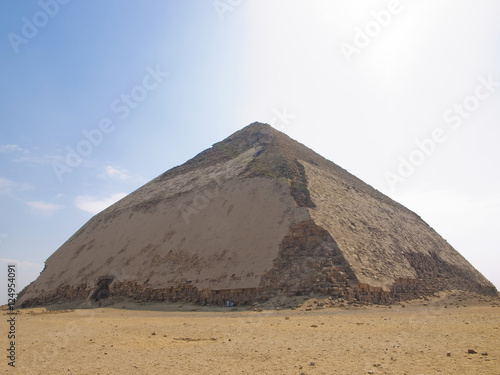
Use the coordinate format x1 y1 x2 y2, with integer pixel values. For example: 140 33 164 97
18 123 497 307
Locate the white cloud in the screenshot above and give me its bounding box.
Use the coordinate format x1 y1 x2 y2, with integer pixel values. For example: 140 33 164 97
105 165 132 180
13 151 65 166
0 177 13 189
0 143 66 166
0 258 42 269
26 201 64 216
0 177 34 194
0 144 25 153
103 165 146 184
74 193 127 214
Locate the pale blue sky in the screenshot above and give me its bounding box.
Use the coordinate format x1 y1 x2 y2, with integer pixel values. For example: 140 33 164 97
1 0 499 304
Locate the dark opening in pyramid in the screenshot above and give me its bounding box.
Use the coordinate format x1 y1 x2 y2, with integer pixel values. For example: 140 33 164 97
17 122 497 307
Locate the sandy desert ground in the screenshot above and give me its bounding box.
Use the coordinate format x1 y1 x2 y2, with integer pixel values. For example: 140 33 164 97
2 291 499 375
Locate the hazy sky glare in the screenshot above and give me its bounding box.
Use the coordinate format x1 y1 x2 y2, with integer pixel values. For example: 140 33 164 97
0 0 499 304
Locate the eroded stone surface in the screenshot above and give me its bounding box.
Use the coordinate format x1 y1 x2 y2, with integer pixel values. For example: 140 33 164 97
17 123 497 308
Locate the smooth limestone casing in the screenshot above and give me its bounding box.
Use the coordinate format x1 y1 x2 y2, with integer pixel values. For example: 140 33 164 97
18 148 303 306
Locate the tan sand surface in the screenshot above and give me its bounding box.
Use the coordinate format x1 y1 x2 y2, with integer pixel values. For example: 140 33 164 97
3 292 499 374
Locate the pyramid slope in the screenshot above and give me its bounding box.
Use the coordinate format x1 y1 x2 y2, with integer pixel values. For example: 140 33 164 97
18 123 497 307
